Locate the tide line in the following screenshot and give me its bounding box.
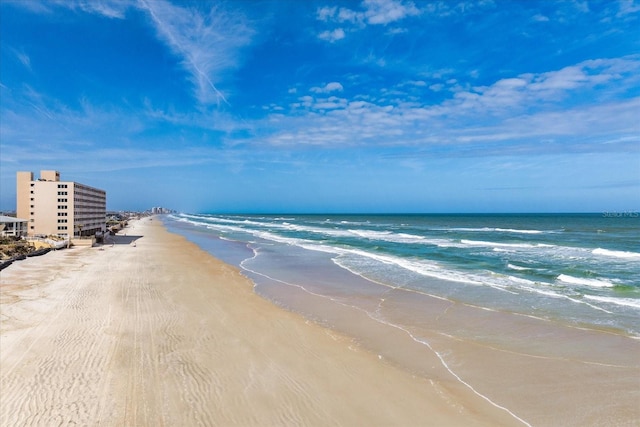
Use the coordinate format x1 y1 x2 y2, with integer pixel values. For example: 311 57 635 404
237 261 532 427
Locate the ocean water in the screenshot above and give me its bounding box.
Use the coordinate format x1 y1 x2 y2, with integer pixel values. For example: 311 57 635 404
165 213 640 337
164 213 640 425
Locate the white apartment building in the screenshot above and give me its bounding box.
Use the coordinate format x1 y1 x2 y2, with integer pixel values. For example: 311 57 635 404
17 170 107 237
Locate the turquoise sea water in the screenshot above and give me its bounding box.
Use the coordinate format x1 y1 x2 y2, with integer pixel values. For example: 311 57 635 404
166 213 640 337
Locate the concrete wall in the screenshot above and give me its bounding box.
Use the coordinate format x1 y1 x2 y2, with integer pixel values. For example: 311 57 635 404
71 237 95 247
32 181 64 236
16 171 33 224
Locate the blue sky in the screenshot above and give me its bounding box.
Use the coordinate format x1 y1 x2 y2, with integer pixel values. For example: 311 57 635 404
1 0 639 213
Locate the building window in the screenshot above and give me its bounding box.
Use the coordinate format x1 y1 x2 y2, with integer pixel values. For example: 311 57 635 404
57 226 68 230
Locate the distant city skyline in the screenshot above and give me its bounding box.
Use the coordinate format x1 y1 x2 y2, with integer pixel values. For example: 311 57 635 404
1 0 639 213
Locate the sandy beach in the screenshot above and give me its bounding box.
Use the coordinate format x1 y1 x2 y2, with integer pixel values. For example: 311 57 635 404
0 218 523 426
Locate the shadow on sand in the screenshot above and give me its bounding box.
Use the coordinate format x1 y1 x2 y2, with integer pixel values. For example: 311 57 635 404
103 234 142 246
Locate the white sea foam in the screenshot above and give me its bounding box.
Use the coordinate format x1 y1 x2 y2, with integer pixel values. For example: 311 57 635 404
287 224 354 238
520 286 565 299
461 239 554 250
348 229 427 243
172 213 640 339
338 220 371 225
583 295 640 309
187 216 514 251
333 251 528 295
180 215 561 294
176 216 211 228
518 286 613 313
434 239 467 248
507 263 531 271
557 274 615 288
445 227 549 234
504 275 537 286
183 216 562 257
201 217 439 246
592 248 640 260
494 228 545 234
337 250 486 286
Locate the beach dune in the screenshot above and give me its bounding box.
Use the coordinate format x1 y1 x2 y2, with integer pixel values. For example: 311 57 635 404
1 219 515 426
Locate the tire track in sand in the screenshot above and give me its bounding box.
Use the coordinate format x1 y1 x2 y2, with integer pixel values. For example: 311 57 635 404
1 249 114 426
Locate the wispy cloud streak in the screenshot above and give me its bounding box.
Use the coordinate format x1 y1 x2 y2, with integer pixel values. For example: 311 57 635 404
138 0 253 107
5 0 134 18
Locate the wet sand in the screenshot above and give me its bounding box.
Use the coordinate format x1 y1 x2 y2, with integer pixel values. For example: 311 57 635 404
1 219 517 426
255 253 640 427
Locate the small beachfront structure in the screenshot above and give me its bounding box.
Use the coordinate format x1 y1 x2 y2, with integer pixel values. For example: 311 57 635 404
0 215 28 238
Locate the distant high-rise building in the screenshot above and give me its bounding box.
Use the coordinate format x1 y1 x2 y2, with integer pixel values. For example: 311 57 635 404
16 170 107 237
151 206 172 214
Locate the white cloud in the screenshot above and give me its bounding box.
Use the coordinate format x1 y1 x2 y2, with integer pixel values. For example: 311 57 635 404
261 94 640 154
326 82 345 92
255 57 640 155
138 0 253 107
8 0 134 18
10 0 254 107
363 0 420 25
572 0 590 13
386 27 408 35
337 7 363 24
316 0 420 42
10 48 32 71
316 6 337 21
75 0 131 18
451 57 640 112
0 85 255 186
311 82 344 93
314 96 348 110
617 0 640 16
318 28 346 42
422 0 496 18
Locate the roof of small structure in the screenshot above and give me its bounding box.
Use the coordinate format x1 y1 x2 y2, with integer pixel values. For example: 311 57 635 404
0 215 28 223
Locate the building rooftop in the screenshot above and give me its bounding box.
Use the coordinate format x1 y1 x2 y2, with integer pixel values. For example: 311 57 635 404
0 215 28 223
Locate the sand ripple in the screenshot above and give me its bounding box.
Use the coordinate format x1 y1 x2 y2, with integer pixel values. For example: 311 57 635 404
1 220 516 426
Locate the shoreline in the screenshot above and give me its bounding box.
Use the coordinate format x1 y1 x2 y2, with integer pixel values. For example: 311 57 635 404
168 215 640 426
1 218 514 426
